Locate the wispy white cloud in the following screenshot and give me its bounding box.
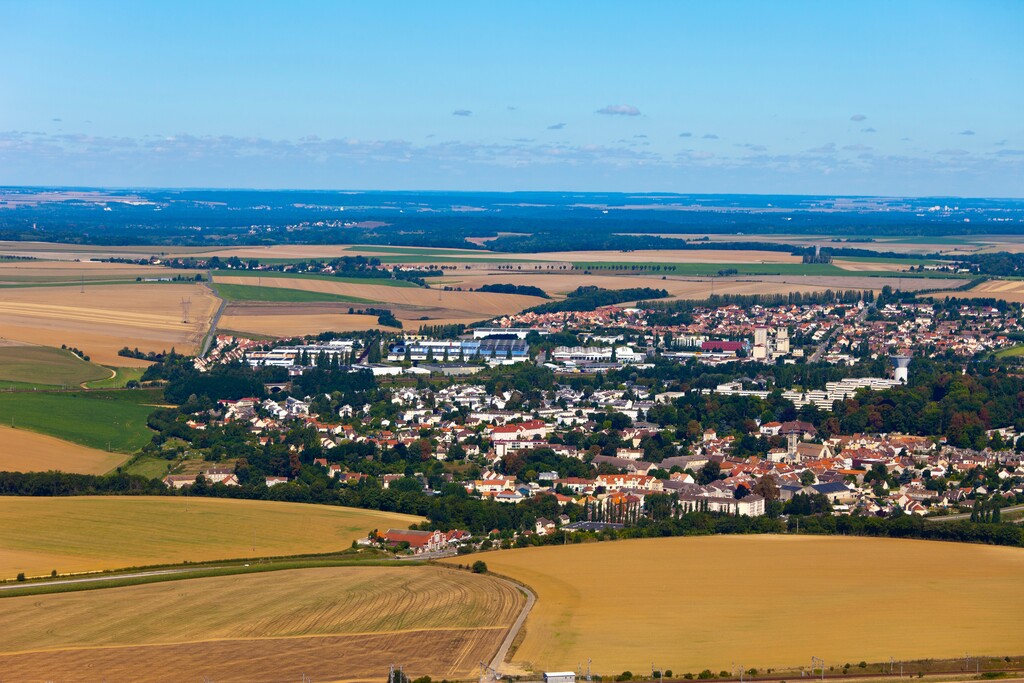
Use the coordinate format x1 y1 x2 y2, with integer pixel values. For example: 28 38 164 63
596 104 640 116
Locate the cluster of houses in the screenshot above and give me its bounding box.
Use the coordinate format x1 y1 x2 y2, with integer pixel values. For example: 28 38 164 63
161 372 1024 529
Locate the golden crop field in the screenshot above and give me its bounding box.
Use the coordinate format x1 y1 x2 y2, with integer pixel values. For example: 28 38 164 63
0 565 524 683
0 497 424 579
436 272 837 300
220 309 399 338
0 426 126 475
0 282 218 366
459 536 1024 675
214 274 545 331
0 259 203 284
931 278 1024 303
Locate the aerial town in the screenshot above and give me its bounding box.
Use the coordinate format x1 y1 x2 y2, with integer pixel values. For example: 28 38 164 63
173 293 1024 550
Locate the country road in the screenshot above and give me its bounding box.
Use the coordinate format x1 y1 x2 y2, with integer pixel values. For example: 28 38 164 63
489 574 536 674
926 503 1024 522
0 567 206 593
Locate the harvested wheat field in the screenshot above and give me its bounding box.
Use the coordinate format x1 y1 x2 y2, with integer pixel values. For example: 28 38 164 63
460 536 1024 675
214 275 545 329
0 565 524 683
753 274 967 292
0 283 217 365
0 426 126 475
0 497 423 579
215 274 545 313
930 278 1024 303
219 308 399 337
434 272 839 300
0 259 202 284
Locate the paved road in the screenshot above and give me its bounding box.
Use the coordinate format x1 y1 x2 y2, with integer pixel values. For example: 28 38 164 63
488 575 537 674
926 503 1024 522
0 567 206 592
199 275 227 357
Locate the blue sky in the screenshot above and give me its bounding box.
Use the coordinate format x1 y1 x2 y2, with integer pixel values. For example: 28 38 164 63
1 1 1022 195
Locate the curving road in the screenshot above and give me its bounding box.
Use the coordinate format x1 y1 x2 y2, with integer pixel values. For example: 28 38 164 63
488 574 537 674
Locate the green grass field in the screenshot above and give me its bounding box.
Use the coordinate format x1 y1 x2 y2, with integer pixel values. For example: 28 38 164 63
0 389 160 452
83 366 148 389
212 282 375 303
121 453 174 479
0 345 112 389
995 345 1024 358
210 269 419 287
0 496 425 579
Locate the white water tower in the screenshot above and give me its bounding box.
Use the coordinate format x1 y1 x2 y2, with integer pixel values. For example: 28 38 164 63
892 355 911 384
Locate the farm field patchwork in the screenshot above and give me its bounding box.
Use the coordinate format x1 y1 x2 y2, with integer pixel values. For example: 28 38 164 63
0 282 218 366
210 268 420 287
0 425 127 475
214 274 545 328
0 497 425 579
211 282 374 303
0 389 160 452
218 309 400 337
0 260 204 284
461 536 1024 675
929 278 1024 303
0 565 522 682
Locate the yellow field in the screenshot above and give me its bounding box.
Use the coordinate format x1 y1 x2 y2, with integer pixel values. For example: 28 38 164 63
931 278 1024 303
0 426 126 474
0 282 218 365
0 259 203 284
459 536 1024 675
435 272 839 300
220 310 398 337
0 565 524 683
0 496 423 579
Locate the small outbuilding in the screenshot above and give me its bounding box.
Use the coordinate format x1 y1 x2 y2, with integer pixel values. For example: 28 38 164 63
544 673 576 683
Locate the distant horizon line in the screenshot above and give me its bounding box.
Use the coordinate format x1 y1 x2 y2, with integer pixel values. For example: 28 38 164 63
2 185 1022 201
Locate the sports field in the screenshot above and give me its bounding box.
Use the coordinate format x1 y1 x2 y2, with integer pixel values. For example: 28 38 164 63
463 536 1024 675
0 342 111 389
0 497 424 579
0 389 159 451
0 425 127 474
